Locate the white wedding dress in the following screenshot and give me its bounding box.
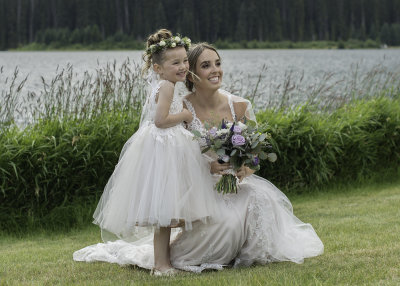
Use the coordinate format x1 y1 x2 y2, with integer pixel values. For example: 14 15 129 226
73 90 324 272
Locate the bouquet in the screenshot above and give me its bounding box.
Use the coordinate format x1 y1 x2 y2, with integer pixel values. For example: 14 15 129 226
192 119 277 194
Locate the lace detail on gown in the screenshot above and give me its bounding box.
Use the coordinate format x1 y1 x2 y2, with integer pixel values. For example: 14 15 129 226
183 92 237 135
142 80 188 144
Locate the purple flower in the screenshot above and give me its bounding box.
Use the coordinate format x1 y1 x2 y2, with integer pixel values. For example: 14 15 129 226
232 134 245 146
208 127 217 137
233 125 242 134
252 156 259 166
221 119 227 129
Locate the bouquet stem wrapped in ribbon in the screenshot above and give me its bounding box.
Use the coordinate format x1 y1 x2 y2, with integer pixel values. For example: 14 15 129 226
193 119 277 194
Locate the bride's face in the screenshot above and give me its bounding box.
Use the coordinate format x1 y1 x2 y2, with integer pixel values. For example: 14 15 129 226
193 49 223 91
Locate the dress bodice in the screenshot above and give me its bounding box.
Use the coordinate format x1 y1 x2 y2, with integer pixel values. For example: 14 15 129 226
141 80 183 125
183 90 237 141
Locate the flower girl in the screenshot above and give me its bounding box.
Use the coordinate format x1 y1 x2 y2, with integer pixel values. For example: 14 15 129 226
92 29 220 275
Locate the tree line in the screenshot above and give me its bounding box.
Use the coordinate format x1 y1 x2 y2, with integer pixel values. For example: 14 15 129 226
1 0 400 50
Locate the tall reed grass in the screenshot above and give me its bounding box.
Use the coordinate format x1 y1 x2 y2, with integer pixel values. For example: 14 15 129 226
0 60 399 233
0 59 146 127
1 59 400 126
224 63 400 112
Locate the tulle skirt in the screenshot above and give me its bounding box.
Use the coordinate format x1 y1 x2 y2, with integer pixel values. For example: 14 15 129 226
92 123 220 238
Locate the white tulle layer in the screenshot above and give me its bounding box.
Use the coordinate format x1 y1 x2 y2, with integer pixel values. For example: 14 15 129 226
92 122 220 238
74 174 323 272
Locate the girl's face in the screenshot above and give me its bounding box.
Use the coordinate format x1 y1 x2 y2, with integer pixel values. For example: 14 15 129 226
154 46 189 83
193 49 223 91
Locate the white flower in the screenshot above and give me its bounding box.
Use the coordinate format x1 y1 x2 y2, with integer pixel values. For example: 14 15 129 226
226 122 233 128
187 38 191 43
171 42 176 48
159 41 166 47
216 129 229 136
221 154 230 162
174 36 181 42
237 121 248 131
150 44 156 49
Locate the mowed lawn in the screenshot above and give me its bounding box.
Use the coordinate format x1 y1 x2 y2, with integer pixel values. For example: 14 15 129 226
1 181 399 286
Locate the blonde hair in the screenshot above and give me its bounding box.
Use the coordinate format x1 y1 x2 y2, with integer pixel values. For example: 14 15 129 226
142 29 173 75
185 42 221 92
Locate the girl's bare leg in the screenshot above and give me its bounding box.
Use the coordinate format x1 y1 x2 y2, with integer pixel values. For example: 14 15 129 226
153 227 172 271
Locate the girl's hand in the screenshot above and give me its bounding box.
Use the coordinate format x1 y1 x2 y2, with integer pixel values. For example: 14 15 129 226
182 108 193 124
236 166 255 182
210 160 231 175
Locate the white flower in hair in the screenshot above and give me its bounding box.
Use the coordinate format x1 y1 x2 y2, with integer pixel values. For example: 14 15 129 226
171 42 176 47
159 40 166 47
174 36 181 42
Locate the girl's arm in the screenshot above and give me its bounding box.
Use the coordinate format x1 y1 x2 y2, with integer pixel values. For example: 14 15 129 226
154 81 193 128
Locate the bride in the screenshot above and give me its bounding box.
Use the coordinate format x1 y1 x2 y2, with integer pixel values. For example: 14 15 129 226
73 43 324 273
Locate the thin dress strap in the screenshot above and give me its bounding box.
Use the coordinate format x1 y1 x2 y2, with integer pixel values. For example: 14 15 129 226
227 93 237 121
151 80 167 101
183 98 197 118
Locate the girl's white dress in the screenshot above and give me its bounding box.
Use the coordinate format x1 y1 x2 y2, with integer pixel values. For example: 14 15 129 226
74 90 324 272
91 80 220 238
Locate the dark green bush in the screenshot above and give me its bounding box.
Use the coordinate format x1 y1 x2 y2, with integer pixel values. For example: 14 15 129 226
0 112 139 232
257 96 400 191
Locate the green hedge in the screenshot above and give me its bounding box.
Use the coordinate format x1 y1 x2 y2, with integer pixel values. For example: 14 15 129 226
257 96 400 190
1 96 399 233
0 113 140 233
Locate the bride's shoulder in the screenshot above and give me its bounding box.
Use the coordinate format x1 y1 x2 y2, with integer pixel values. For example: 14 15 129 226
233 101 248 120
220 90 249 120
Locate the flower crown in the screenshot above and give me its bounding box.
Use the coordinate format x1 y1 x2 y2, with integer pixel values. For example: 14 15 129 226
146 35 191 56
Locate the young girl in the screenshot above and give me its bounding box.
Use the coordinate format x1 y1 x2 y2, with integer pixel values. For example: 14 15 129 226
91 29 220 275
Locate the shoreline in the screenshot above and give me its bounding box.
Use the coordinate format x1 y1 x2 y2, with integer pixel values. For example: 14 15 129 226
7 40 400 52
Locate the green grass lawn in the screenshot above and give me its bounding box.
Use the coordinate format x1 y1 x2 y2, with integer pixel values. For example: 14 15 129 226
1 181 399 286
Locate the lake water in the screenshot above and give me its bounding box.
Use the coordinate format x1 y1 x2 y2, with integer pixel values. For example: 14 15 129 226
1 49 400 121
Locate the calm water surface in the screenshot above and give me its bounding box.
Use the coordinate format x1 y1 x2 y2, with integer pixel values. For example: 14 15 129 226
1 49 400 111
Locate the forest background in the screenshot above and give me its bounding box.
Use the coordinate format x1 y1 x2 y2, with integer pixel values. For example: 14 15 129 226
1 0 400 50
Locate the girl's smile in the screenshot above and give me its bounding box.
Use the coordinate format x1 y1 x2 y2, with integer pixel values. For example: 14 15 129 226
154 46 189 83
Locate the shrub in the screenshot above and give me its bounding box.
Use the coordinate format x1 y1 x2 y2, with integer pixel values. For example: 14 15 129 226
0 112 139 232
257 96 400 191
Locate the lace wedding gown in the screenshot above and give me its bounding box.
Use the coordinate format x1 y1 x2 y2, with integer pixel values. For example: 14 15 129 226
73 90 324 272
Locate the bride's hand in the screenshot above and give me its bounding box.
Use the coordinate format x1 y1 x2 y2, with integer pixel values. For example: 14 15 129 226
236 166 255 182
210 161 231 175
